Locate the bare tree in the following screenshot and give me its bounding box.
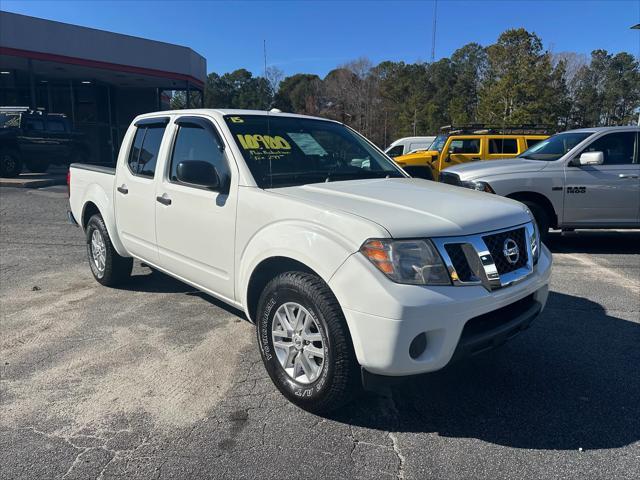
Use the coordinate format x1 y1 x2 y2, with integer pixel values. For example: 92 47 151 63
265 66 285 96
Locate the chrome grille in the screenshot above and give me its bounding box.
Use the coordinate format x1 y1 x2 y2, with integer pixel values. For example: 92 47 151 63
444 244 474 282
482 227 528 274
432 223 535 291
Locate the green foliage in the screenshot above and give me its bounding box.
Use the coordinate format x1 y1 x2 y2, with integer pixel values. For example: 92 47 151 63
204 69 272 110
570 50 640 126
203 28 639 146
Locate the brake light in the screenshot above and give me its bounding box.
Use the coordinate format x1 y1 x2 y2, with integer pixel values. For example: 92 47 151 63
66 169 71 198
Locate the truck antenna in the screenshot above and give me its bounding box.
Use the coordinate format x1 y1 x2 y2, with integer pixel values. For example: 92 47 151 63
263 39 270 112
430 0 438 63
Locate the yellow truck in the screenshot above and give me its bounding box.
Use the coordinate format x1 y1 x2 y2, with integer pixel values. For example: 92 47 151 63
393 125 549 181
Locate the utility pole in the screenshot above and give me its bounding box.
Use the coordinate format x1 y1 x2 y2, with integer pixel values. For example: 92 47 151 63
430 0 438 63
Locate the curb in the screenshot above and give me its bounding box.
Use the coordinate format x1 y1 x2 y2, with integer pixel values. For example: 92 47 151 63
0 177 67 188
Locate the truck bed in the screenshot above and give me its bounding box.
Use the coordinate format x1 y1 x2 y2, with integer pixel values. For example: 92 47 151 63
69 163 116 175
68 162 116 230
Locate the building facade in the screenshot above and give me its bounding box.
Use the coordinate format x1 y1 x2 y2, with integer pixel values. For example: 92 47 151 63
0 11 206 164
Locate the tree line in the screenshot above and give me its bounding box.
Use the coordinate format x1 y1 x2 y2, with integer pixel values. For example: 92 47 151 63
179 28 640 147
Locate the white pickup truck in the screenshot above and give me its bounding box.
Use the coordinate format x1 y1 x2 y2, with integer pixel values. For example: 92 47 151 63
68 109 552 412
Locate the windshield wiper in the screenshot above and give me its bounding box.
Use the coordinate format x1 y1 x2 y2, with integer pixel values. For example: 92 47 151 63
325 170 400 182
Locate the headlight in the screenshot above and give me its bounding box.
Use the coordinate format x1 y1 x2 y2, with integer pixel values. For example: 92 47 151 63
460 180 495 193
526 211 541 264
360 239 451 285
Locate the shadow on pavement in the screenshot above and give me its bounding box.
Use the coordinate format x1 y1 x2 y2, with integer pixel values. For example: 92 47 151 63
545 230 640 254
120 266 248 319
333 291 640 451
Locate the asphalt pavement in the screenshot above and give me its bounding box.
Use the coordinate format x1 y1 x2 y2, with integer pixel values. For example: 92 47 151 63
1 185 639 480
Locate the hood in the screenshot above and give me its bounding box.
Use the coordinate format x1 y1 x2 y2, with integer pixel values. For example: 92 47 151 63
446 157 548 180
394 150 438 165
273 178 530 238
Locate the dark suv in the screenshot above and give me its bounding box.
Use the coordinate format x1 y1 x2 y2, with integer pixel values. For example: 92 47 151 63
0 108 89 177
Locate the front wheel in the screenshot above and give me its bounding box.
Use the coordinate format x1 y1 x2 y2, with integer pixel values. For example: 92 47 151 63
86 214 133 286
522 201 550 243
0 150 22 177
256 272 359 413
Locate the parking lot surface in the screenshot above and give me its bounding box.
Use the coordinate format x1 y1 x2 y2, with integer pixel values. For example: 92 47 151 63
1 185 639 480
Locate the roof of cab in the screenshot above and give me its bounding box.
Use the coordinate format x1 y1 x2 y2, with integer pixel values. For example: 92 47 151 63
561 125 640 134
134 108 339 124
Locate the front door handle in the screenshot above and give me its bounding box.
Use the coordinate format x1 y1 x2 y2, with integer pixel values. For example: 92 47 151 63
156 194 172 206
619 174 639 179
117 185 128 194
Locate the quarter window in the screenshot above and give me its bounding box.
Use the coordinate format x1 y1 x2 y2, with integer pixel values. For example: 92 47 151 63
449 138 480 154
488 138 518 154
170 122 229 184
526 138 543 149
582 132 636 165
127 125 166 177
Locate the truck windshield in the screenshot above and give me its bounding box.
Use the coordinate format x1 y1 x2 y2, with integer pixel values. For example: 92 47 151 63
224 115 404 188
429 135 447 152
519 132 592 161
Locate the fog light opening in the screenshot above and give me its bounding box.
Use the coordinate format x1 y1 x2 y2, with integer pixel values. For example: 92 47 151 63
409 332 427 359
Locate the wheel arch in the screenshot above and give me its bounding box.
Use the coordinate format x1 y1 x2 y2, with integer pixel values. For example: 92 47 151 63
506 191 558 228
245 256 320 323
79 188 128 257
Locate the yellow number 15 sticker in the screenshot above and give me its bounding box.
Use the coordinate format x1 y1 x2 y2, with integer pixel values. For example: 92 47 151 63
229 116 244 123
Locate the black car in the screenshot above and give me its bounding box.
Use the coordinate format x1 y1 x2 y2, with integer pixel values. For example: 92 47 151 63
0 108 90 177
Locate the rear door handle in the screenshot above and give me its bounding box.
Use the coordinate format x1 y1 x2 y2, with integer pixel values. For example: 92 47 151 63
470 157 481 161
619 174 639 179
156 194 172 206
117 185 128 194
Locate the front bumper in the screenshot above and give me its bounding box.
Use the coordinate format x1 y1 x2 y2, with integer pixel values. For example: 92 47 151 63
329 243 552 376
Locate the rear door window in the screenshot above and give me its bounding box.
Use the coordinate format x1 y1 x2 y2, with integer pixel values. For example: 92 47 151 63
488 138 518 154
127 124 166 177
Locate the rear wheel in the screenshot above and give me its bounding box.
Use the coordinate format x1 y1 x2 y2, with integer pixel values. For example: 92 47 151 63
86 214 133 286
0 150 22 177
523 201 550 243
256 272 359 413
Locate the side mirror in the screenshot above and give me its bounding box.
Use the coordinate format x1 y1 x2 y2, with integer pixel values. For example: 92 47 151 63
578 151 604 166
176 161 221 190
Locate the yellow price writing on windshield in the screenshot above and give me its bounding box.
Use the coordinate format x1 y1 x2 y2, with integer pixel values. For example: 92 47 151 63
236 134 291 150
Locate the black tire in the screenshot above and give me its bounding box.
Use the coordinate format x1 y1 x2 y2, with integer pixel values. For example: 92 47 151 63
86 214 133 286
0 150 23 177
25 159 50 173
523 200 550 243
256 272 360 413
